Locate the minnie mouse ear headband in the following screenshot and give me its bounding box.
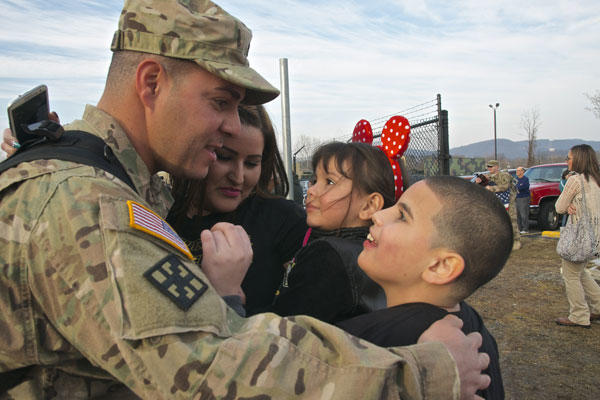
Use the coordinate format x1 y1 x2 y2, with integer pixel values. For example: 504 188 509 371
352 116 411 200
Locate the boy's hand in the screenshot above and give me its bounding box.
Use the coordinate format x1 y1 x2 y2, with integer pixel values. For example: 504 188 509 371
200 222 253 298
418 315 490 400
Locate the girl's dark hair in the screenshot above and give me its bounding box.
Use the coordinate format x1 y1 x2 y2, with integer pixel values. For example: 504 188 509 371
570 144 600 187
311 142 395 209
169 105 289 221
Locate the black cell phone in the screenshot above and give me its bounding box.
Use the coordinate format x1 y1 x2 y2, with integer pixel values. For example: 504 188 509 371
7 85 49 145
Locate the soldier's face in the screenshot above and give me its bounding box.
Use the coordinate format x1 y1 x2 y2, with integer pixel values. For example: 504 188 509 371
149 66 245 180
358 181 443 291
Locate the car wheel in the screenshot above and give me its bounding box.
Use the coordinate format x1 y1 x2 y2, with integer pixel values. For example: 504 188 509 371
538 200 559 230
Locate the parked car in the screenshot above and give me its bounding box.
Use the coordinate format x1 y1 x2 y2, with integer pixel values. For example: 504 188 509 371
524 163 567 230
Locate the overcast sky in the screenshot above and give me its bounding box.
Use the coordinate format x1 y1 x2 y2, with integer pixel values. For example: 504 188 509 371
1 0 599 158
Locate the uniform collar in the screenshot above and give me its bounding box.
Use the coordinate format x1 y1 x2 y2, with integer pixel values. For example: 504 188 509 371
65 105 173 217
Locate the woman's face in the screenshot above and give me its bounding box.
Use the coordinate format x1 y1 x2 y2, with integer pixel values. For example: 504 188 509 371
202 124 264 214
567 150 573 171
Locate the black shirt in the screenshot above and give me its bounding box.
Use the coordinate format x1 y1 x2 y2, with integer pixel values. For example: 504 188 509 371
270 227 386 323
336 302 504 400
168 194 307 316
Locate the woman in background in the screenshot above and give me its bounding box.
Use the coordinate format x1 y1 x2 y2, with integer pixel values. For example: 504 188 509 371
554 144 600 328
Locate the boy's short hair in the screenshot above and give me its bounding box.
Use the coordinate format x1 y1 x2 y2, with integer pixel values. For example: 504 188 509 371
425 176 513 300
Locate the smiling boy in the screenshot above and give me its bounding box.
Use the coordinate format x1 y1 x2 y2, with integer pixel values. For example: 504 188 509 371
337 175 512 399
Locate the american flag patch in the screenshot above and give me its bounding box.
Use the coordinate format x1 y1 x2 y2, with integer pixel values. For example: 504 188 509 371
127 200 193 260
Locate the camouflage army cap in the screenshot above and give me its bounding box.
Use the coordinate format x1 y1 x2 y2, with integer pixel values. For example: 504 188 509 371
487 160 499 167
111 0 279 105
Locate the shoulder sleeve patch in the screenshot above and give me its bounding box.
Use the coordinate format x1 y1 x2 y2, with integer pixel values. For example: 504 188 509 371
144 254 208 311
127 200 193 260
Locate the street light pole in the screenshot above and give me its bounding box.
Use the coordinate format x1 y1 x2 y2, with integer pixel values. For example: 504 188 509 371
489 103 500 160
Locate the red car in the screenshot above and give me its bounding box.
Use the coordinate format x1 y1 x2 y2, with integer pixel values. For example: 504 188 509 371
523 163 567 230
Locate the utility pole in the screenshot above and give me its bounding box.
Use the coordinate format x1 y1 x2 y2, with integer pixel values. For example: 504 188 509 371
489 103 500 160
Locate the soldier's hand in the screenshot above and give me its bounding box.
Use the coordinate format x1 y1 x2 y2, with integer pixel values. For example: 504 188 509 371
200 222 253 297
418 315 490 400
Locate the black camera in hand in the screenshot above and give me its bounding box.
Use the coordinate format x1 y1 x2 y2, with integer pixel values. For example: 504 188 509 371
474 173 489 186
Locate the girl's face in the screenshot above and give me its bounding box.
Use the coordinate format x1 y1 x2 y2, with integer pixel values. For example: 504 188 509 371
202 124 264 214
305 158 371 230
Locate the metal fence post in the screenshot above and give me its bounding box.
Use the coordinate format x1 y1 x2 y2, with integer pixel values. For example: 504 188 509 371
437 94 450 175
279 58 293 200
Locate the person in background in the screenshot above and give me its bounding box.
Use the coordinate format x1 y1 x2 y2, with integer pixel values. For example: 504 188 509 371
477 160 521 250
270 141 393 323
293 172 304 206
167 104 307 315
337 176 509 399
515 166 530 234
554 144 600 328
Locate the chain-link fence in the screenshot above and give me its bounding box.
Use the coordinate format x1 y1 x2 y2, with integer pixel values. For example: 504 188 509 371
344 94 450 183
296 95 450 185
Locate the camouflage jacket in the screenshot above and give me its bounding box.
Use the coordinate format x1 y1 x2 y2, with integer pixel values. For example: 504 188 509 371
0 106 459 399
487 171 516 201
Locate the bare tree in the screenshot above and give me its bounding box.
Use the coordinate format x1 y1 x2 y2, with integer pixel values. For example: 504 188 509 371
584 90 600 119
293 134 324 175
521 108 541 167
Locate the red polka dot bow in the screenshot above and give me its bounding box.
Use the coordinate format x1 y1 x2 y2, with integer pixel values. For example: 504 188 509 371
352 116 411 200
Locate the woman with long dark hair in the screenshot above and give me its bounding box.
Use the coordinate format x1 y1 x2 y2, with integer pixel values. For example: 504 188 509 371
168 105 307 316
554 144 600 328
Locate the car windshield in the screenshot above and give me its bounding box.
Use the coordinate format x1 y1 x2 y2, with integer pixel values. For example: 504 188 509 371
524 165 566 183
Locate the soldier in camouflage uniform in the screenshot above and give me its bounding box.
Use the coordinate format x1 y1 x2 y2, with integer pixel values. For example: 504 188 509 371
0 1 491 398
484 160 521 250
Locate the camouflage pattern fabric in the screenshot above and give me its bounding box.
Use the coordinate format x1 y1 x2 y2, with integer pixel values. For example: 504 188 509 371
449 157 486 177
111 0 279 105
487 171 520 242
0 106 460 398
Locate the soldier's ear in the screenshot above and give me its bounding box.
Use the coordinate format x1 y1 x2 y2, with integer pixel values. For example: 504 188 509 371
136 59 166 109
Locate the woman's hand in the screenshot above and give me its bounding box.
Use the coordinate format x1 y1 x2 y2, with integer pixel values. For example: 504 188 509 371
1 128 18 157
2 111 60 157
200 222 253 297
567 204 577 215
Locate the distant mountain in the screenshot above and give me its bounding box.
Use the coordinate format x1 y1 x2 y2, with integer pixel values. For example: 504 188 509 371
450 138 600 159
